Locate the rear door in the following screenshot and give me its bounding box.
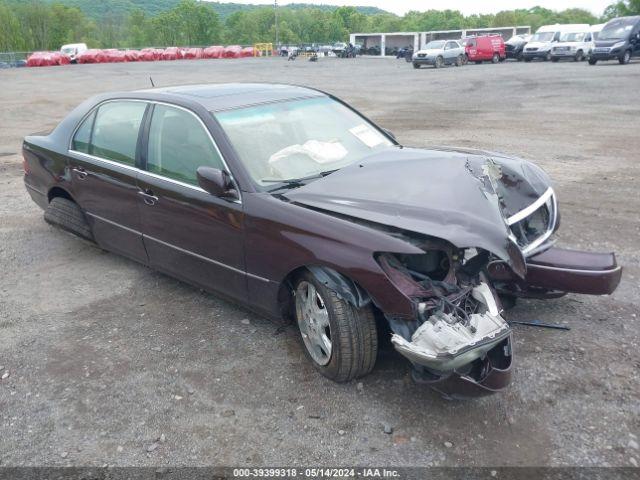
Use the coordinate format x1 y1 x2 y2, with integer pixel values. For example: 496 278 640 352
444 41 458 62
136 102 247 302
68 100 149 263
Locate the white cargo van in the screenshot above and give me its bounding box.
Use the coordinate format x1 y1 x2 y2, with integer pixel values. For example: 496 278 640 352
60 43 87 63
550 24 604 62
523 24 590 61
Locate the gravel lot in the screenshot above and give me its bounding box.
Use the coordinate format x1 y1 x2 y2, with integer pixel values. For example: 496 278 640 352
0 56 639 468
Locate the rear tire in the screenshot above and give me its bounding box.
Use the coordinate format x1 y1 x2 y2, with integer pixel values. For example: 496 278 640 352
413 62 420 69
524 57 532 62
491 53 499 63
294 272 378 382
551 57 559 62
588 58 597 65
44 197 93 241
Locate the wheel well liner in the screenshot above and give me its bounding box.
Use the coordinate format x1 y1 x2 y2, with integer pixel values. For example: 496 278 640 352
47 186 74 203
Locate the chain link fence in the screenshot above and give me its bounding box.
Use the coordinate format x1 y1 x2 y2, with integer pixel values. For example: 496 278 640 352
0 52 30 68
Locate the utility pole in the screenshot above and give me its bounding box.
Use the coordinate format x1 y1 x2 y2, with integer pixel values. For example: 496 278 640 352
274 0 279 49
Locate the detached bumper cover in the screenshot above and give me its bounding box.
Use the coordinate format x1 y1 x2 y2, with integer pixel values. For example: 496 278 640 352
489 246 622 296
413 337 513 399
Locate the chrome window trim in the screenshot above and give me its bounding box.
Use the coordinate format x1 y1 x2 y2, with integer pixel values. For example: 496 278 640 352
67 98 242 204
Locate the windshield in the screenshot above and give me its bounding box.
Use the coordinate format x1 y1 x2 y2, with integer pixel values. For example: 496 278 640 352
214 97 394 187
599 20 634 40
560 32 587 42
61 47 75 54
530 32 555 42
425 40 446 49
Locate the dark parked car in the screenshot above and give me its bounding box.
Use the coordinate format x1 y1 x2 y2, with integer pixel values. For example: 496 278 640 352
505 34 530 60
23 84 622 398
589 16 640 64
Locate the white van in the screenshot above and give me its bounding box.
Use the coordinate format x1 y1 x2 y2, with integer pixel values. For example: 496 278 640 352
550 24 605 62
523 24 590 61
60 43 87 63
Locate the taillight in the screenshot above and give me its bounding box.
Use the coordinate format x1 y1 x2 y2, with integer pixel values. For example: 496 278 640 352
22 152 31 175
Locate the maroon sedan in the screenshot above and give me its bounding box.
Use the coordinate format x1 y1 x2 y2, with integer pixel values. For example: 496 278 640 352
22 84 621 397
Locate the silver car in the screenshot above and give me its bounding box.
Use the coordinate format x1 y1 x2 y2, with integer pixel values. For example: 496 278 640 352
412 40 465 68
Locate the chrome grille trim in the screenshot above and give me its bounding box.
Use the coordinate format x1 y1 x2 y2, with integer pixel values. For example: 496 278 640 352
506 187 557 257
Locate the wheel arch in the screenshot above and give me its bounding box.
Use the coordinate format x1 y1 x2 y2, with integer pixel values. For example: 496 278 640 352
276 264 373 321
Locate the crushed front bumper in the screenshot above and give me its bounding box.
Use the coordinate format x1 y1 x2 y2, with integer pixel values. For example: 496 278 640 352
489 246 622 296
412 56 436 65
412 336 513 399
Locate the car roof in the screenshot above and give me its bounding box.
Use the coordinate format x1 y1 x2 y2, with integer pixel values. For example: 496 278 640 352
134 83 325 112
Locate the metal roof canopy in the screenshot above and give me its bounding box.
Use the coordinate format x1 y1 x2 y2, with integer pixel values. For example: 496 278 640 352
351 26 531 55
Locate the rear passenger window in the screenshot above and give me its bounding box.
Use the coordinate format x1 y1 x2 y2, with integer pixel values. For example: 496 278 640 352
146 104 224 186
72 110 95 154
90 101 147 166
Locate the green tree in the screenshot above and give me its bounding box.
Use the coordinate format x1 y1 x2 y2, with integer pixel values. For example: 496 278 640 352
0 2 24 51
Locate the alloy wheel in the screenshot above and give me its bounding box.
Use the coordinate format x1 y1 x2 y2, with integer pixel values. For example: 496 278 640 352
295 281 332 366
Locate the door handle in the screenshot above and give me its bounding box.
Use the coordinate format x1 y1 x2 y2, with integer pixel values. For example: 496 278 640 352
72 166 87 180
138 189 159 206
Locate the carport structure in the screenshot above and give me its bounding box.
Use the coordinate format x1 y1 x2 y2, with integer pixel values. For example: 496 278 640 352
350 32 420 56
351 26 531 56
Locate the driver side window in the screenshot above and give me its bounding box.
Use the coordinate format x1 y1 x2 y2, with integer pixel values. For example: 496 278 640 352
146 104 224 186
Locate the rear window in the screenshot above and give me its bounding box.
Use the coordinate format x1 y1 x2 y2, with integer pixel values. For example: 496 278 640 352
72 101 147 166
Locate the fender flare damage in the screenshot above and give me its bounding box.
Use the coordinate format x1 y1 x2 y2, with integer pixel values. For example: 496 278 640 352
307 265 371 308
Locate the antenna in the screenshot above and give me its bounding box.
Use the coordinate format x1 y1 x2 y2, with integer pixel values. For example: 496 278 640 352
150 76 155 87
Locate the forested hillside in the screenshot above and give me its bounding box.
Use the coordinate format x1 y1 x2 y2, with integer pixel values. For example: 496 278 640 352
1 0 637 52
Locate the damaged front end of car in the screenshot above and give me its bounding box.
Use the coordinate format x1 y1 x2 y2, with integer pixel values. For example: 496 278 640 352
376 240 513 398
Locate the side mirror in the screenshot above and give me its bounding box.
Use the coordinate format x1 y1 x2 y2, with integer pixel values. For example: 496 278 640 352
196 166 239 200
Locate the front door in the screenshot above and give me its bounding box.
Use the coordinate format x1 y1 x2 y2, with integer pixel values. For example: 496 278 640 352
136 103 246 303
68 100 149 263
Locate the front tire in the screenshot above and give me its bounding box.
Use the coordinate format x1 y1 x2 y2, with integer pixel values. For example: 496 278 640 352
588 58 597 65
294 273 378 382
455 54 463 66
413 62 420 69
434 56 444 68
44 197 93 241
619 50 631 64
492 53 499 63
574 50 583 62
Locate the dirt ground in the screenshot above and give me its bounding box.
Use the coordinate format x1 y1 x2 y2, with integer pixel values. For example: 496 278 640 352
0 56 639 468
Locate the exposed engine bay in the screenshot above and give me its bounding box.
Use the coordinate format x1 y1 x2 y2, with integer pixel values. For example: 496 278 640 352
377 239 512 385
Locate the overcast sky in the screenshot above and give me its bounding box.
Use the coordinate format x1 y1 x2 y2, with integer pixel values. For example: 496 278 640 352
222 0 611 17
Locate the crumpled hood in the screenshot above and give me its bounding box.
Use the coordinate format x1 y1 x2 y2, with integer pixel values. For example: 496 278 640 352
284 147 553 278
